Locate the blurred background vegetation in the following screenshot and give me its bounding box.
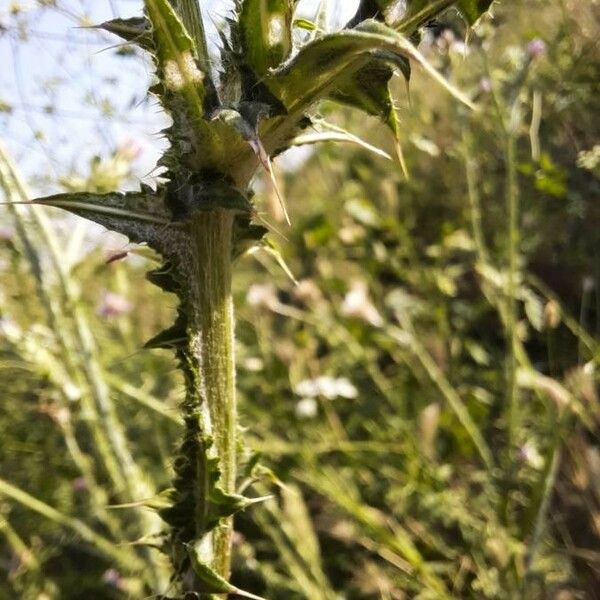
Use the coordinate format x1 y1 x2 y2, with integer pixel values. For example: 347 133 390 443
0 0 599 598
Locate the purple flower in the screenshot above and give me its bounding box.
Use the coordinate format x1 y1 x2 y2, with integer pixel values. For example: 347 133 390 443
102 568 124 589
72 477 88 493
527 39 546 59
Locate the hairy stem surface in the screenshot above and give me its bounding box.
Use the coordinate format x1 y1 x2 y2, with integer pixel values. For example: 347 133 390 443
187 209 237 579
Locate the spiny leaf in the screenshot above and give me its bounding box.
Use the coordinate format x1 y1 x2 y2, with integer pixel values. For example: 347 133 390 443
187 542 267 599
160 428 266 537
145 321 187 350
107 488 176 511
395 0 493 32
392 0 453 31
266 19 475 121
31 190 172 245
171 0 213 74
146 262 181 293
97 16 153 50
233 215 269 259
349 0 411 26
239 0 295 76
328 55 409 174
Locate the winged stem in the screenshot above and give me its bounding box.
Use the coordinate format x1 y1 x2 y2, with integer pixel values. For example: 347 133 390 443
187 209 237 578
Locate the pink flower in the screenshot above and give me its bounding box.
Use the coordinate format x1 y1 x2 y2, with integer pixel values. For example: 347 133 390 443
0 226 14 240
97 290 132 318
479 78 492 94
102 568 124 589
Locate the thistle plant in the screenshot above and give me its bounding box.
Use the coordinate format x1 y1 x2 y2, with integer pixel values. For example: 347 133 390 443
29 0 493 595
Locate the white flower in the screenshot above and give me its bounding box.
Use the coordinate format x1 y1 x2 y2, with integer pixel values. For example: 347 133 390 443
294 376 358 400
63 381 82 401
328 377 358 400
246 283 278 311
243 357 264 372
0 318 21 341
318 376 341 400
295 398 318 419
341 281 383 327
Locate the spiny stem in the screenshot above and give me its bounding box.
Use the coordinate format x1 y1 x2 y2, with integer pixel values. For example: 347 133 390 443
174 0 212 75
188 209 237 579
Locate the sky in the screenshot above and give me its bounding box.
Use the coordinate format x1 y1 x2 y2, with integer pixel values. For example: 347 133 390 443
0 0 360 194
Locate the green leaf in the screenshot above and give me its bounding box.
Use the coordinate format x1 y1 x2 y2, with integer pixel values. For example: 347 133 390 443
31 189 172 246
233 216 269 259
187 544 236 594
395 0 493 32
145 319 187 349
349 0 411 26
187 542 268 599
328 59 403 136
239 0 295 76
98 16 153 50
392 0 452 31
160 429 267 537
457 0 494 24
171 0 213 75
266 19 474 120
107 488 177 511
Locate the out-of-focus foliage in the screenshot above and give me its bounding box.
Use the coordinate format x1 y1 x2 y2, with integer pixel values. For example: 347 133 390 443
0 0 599 599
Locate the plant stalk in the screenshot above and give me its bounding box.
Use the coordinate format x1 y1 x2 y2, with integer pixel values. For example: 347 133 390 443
187 209 237 579
505 132 520 457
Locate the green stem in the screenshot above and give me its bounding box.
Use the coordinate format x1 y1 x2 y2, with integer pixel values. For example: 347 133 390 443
506 132 520 458
187 209 237 579
175 0 211 75
521 430 562 593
